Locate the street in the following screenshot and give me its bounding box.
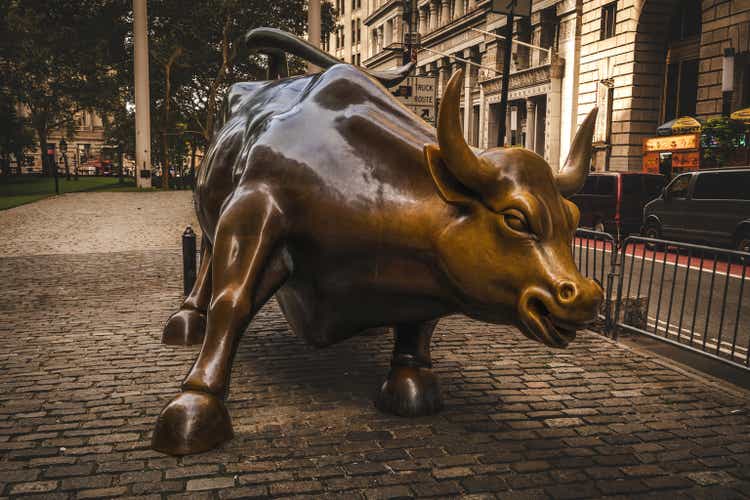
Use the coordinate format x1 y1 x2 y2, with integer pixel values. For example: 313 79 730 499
574 238 750 367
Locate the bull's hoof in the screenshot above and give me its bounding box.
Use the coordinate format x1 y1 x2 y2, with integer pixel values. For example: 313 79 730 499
152 391 233 456
162 309 206 346
376 365 443 417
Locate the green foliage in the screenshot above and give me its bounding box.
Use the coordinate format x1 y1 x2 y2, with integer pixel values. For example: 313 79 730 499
0 1 130 150
701 116 745 167
0 90 36 174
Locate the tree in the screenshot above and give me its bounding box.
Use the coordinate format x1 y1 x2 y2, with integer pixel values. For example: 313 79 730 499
0 0 129 175
142 0 335 189
0 91 36 176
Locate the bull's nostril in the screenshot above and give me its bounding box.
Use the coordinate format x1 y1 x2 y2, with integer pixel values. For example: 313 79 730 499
558 282 577 302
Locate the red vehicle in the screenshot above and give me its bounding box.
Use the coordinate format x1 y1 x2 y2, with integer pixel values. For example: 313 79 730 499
570 172 666 238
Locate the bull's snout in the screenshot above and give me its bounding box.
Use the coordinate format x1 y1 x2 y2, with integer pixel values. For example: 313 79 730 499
518 277 603 349
554 279 602 320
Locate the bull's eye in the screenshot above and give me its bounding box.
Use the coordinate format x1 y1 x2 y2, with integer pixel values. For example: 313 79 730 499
502 209 531 235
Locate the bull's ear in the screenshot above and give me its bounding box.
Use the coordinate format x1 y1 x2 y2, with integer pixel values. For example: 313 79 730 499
424 144 476 206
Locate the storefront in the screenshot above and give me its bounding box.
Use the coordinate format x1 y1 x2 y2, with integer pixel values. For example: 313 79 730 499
642 132 701 177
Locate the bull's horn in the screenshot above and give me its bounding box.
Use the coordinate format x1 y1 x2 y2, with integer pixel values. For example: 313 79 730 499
556 107 598 197
437 69 497 194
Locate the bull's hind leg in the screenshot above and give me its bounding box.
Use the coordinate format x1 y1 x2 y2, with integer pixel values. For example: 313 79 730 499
162 235 212 345
152 191 288 456
376 320 443 417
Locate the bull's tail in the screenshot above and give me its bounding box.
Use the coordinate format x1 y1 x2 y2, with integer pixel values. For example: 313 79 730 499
245 27 413 88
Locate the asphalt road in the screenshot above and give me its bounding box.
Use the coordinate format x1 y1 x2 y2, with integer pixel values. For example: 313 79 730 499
573 238 750 367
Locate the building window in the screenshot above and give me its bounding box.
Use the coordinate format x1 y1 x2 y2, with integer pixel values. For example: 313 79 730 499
663 59 699 121
600 2 616 40
356 19 361 45
669 0 701 41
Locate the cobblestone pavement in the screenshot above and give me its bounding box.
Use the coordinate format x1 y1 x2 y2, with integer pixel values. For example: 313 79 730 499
0 191 198 257
2 193 750 499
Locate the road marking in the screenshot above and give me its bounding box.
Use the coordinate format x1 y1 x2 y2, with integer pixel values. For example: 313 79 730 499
573 242 748 280
644 316 748 357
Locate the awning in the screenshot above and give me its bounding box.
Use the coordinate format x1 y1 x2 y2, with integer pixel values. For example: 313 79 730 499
730 107 750 124
657 116 702 136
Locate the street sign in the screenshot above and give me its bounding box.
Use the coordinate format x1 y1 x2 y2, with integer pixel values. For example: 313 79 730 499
392 76 438 125
491 0 531 17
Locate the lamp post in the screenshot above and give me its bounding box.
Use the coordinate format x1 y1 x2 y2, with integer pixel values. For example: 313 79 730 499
60 138 70 181
722 47 735 117
47 143 59 195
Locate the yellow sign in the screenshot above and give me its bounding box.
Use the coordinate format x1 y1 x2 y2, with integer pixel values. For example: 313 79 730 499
644 134 699 152
731 107 750 123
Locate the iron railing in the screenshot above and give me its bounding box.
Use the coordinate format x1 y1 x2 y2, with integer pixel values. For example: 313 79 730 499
614 236 749 371
573 228 618 334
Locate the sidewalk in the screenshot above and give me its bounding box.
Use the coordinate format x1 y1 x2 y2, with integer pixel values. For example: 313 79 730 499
1 192 749 499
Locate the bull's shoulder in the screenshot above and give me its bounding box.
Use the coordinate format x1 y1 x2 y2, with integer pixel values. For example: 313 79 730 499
309 64 396 110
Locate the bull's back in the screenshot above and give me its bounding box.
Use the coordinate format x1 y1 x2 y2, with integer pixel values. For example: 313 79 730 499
196 65 437 242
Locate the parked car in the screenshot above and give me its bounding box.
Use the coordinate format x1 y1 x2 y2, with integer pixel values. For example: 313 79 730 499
570 172 666 238
642 168 750 252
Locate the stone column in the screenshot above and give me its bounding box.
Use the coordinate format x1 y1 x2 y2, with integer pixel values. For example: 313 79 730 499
418 7 427 36
478 84 486 148
454 0 464 18
463 61 476 142
505 107 512 147
546 56 564 170
467 0 476 13
437 59 449 96
429 1 437 31
525 100 536 152
440 0 450 25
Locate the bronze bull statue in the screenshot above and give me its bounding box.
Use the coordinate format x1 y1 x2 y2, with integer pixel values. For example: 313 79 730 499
152 29 602 456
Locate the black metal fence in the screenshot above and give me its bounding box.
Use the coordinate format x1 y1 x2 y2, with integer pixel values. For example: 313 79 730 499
572 229 618 332
572 228 750 371
614 236 749 370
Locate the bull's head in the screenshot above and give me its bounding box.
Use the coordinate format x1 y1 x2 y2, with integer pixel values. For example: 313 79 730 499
425 69 602 348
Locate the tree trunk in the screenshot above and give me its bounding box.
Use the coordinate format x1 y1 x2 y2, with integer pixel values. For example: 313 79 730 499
161 47 183 191
37 127 48 176
189 140 197 190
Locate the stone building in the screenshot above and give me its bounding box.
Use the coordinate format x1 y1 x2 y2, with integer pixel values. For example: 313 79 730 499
340 0 586 171
580 0 750 171
328 0 750 172
14 107 106 175
327 0 368 65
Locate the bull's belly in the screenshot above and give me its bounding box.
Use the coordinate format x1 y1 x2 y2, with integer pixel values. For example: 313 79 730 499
273 276 450 348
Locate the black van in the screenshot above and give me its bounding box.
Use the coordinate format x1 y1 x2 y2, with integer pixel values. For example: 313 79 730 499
570 173 666 238
642 168 750 252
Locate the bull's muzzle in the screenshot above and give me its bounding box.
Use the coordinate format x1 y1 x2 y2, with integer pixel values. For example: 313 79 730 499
517 278 602 348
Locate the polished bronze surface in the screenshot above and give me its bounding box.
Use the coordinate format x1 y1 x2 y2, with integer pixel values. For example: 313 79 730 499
152 30 602 456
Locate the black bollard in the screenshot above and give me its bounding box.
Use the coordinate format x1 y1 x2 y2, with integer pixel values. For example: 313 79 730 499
182 226 197 297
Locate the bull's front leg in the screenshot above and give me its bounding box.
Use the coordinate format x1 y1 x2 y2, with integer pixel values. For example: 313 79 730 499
152 191 289 456
162 235 213 346
376 320 443 417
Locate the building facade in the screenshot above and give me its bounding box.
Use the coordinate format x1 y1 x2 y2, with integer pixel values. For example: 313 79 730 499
328 0 750 172
580 0 750 171
13 106 106 175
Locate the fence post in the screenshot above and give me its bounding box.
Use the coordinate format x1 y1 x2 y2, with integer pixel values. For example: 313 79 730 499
182 226 197 296
603 237 618 337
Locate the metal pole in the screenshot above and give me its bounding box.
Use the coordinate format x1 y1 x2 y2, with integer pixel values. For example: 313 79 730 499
498 13 514 148
307 0 321 73
133 0 152 188
182 226 197 296
469 27 551 56
64 153 69 181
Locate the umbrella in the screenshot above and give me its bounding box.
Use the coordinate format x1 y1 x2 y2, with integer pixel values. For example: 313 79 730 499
730 107 750 124
657 116 702 136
